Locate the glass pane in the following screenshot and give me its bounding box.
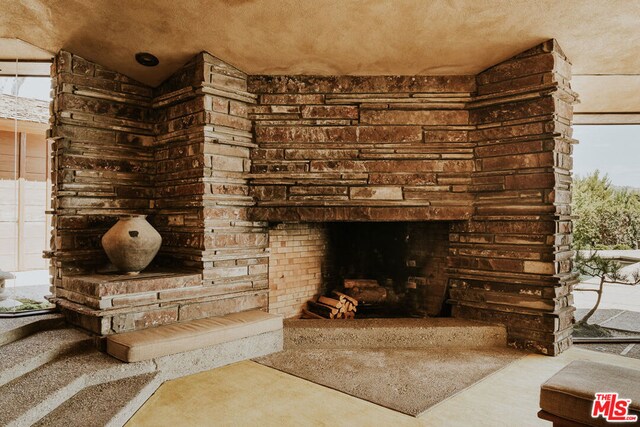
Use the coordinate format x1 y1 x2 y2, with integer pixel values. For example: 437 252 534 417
0 72 20 313
0 57 54 315
572 125 640 355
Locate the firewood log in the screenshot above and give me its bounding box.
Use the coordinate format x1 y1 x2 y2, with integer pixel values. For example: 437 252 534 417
317 296 343 309
331 290 359 306
342 301 357 312
301 309 324 319
345 286 388 304
344 279 379 289
307 301 338 318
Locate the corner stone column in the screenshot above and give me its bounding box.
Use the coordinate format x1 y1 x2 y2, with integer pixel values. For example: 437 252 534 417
449 40 579 355
49 50 269 335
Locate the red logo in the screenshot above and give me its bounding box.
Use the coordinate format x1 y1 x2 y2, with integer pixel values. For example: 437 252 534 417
592 392 638 422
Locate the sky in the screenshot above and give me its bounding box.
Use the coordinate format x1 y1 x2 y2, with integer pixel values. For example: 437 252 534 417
573 125 640 188
0 76 51 101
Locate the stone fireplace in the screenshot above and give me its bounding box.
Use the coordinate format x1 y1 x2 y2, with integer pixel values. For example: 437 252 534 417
49 39 576 355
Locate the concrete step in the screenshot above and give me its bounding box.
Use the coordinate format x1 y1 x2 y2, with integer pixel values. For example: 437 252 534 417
0 348 155 427
0 327 92 386
0 313 284 426
283 318 507 349
33 372 161 427
0 313 65 347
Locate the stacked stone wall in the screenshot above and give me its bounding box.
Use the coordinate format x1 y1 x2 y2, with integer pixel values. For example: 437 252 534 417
50 51 267 334
51 40 578 353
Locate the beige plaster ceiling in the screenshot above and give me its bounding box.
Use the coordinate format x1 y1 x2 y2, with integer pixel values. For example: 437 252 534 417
1 0 639 117
573 76 640 113
0 38 52 61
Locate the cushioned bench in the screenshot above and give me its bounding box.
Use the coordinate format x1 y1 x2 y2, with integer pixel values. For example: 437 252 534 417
539 360 640 427
106 310 283 362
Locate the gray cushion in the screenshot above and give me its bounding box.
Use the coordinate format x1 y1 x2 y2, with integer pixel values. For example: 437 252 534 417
540 360 640 427
107 310 283 362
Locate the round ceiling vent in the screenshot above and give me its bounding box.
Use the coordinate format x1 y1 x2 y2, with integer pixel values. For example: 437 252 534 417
135 52 159 67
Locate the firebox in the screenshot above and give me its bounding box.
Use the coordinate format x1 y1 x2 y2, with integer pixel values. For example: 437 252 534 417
267 221 454 319
325 222 452 318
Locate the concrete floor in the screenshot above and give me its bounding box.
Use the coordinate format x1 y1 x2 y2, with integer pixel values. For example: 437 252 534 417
574 308 640 334
573 308 640 360
3 285 50 303
126 347 640 427
578 342 640 359
574 278 640 313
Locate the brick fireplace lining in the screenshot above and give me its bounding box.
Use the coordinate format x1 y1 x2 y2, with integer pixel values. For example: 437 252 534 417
267 222 452 320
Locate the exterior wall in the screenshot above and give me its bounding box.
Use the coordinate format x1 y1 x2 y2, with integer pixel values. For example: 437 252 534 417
268 223 327 318
0 129 19 270
247 75 476 221
449 40 577 355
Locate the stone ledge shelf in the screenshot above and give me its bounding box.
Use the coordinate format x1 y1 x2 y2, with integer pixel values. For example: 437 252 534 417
250 205 473 222
59 271 202 307
51 270 245 336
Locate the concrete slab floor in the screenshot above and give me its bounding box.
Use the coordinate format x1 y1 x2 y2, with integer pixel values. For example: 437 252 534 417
577 342 640 360
573 308 640 360
574 280 640 313
126 347 640 427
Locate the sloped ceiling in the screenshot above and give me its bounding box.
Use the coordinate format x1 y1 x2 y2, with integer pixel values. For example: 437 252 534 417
1 0 639 115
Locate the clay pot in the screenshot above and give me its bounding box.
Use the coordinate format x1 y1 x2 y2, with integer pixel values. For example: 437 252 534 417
101 215 162 275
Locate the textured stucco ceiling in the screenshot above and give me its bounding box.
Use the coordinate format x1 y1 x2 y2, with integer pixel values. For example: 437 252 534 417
1 0 640 86
1 0 639 117
573 76 640 113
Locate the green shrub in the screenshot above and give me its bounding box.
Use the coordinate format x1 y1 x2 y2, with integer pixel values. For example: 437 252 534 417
572 171 640 250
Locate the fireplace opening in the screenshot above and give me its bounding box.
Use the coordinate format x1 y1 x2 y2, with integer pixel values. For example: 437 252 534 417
267 221 455 320
324 222 452 318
